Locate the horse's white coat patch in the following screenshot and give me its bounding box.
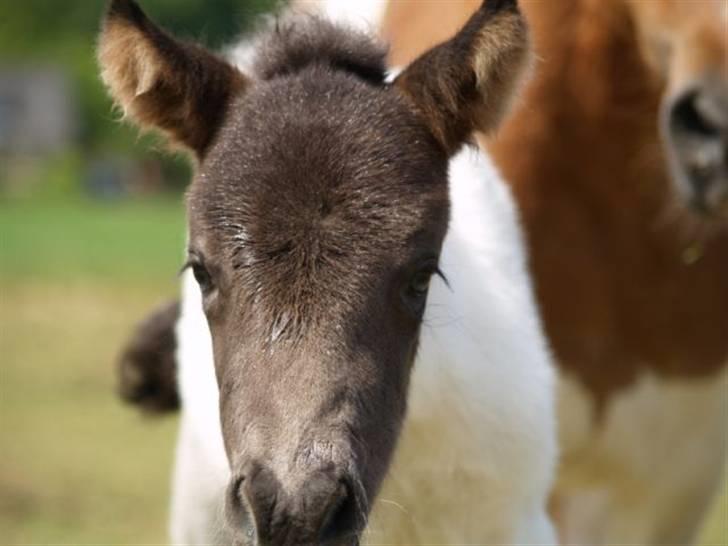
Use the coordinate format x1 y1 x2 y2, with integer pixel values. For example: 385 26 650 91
302 0 388 32
170 270 229 544
171 147 558 544
555 367 728 545
367 148 557 544
226 0 388 74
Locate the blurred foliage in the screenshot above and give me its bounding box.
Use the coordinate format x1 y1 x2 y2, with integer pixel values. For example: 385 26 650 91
0 0 276 193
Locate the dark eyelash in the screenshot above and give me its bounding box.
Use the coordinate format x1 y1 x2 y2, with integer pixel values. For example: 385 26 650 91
178 261 192 276
179 251 203 276
433 267 450 288
419 258 449 288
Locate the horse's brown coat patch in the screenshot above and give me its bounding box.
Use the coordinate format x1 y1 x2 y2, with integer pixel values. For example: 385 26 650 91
383 0 728 406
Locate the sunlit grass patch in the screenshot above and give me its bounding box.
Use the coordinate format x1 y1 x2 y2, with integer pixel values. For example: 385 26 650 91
1 280 179 544
1 198 183 543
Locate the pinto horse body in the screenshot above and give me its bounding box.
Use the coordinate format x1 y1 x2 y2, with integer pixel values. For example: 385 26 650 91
380 0 728 544
101 0 558 543
171 147 557 545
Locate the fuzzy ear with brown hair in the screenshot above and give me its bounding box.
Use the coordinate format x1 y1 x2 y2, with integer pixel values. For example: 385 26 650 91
393 0 530 155
97 0 248 157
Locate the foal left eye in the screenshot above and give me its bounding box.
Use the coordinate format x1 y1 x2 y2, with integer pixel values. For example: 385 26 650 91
402 268 436 315
409 271 433 296
191 262 214 294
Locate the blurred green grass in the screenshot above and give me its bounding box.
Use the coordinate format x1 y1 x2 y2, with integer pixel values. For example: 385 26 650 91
0 198 185 281
1 198 183 544
0 197 725 544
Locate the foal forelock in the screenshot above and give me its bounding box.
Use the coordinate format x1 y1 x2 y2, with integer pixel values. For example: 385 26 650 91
251 15 389 85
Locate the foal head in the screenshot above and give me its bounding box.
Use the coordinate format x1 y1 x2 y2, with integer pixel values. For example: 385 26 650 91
629 0 728 218
98 0 529 543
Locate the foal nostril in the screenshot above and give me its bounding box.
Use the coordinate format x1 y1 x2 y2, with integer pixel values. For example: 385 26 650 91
226 465 361 543
313 478 359 542
226 464 281 542
227 477 256 542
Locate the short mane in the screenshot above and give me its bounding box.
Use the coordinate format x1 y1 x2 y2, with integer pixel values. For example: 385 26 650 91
251 15 388 85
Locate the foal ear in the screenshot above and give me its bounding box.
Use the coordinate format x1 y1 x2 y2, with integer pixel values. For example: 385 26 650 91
97 0 248 157
393 0 529 155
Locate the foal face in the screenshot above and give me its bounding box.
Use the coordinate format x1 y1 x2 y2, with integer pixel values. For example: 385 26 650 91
630 0 728 218
98 0 529 543
187 72 450 542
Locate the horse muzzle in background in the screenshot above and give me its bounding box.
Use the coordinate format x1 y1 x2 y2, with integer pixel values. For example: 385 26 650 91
662 81 728 218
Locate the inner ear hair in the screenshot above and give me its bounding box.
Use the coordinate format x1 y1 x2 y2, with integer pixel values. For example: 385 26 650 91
98 0 248 157
394 0 530 155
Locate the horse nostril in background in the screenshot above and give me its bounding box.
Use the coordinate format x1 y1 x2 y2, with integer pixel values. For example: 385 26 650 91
664 88 728 213
670 91 721 139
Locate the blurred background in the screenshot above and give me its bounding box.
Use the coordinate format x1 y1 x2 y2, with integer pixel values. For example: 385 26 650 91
0 1 725 544
0 1 272 542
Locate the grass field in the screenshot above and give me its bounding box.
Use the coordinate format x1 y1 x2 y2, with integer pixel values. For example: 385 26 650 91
1 198 183 544
0 198 726 544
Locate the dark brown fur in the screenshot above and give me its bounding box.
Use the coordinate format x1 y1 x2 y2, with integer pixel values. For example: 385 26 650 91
99 1 529 543
114 0 531 416
395 0 528 153
117 300 180 413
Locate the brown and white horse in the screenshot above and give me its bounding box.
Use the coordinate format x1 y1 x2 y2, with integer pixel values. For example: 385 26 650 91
379 0 728 544
101 0 558 544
